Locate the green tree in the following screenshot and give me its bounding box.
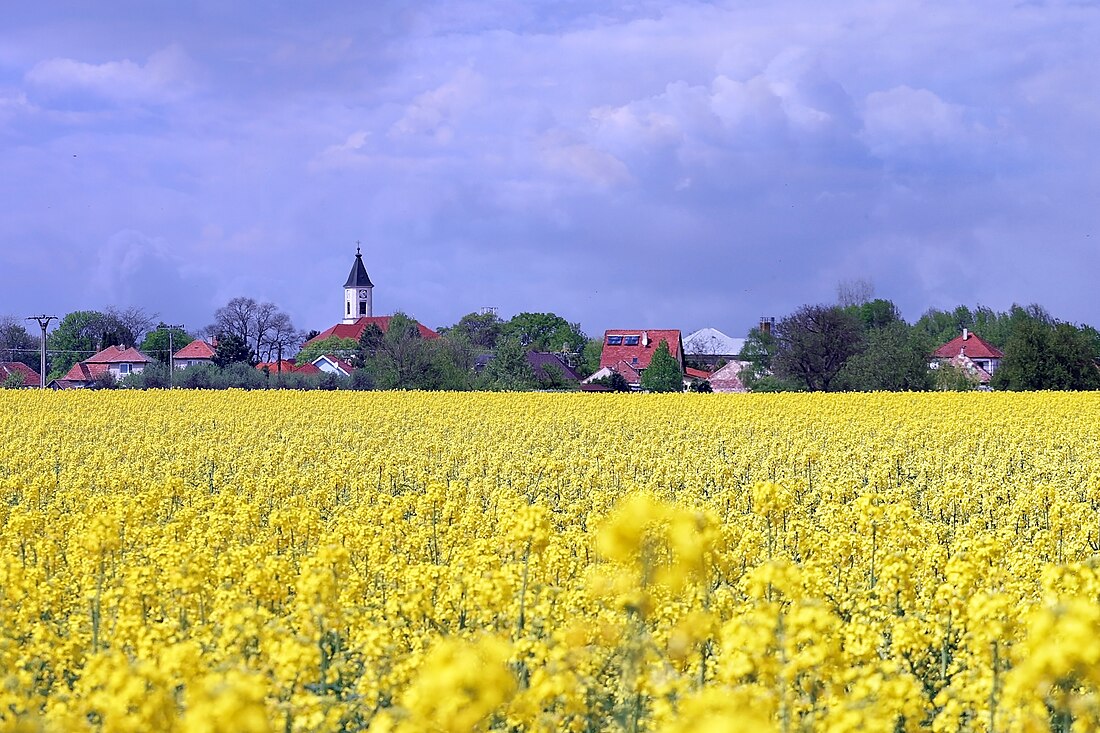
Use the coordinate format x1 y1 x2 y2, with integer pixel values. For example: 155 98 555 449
443 311 504 350
480 337 537 391
140 324 194 364
578 338 603 378
0 316 40 369
2 371 26 389
772 305 863 392
993 314 1100 391
363 313 437 390
640 341 683 393
836 321 933 391
504 312 586 353
295 336 359 366
47 311 108 378
213 334 253 368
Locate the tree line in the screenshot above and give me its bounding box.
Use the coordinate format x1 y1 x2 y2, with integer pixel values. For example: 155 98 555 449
741 300 1100 392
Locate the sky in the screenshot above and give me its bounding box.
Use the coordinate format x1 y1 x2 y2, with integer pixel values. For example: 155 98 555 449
2 1 1099 340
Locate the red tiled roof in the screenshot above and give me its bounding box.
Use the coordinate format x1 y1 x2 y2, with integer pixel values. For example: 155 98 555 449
174 339 216 360
255 360 299 374
62 361 110 382
85 345 153 364
294 363 321 375
305 317 440 347
0 362 40 386
607 360 642 383
598 330 683 372
685 366 711 380
933 332 1004 360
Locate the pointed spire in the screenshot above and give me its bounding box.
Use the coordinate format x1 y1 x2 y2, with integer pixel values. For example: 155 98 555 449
345 243 373 288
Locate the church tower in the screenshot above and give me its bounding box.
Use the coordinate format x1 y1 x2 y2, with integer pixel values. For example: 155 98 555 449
343 245 374 324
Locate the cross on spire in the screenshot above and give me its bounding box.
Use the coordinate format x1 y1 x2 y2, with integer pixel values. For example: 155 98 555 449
356 240 361 256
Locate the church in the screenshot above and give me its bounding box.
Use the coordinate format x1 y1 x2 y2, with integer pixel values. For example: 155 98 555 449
302 247 441 348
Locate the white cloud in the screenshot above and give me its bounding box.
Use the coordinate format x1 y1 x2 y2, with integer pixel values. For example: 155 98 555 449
25 45 196 105
861 86 972 156
389 68 484 142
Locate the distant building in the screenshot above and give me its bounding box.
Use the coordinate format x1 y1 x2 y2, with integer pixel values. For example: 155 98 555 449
0 362 40 388
173 339 216 368
582 329 683 389
707 361 751 393
50 345 152 389
526 352 580 385
931 329 1004 385
312 354 355 377
683 328 745 368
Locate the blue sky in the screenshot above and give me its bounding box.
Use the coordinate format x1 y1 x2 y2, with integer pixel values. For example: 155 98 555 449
2 1 1099 339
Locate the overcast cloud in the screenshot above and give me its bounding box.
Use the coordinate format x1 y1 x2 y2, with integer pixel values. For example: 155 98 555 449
2 1 1099 338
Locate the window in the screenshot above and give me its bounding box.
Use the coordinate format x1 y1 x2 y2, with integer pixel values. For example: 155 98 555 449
631 357 639 365
624 335 640 345
119 363 131 375
346 302 351 315
607 336 623 345
359 301 367 315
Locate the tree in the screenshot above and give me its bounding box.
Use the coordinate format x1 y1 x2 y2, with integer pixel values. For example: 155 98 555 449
689 379 713 393
772 305 863 392
836 321 932 391
0 316 39 369
847 299 903 331
480 337 537 391
836 278 875 308
640 341 683 393
47 311 108 377
213 334 253 368
363 313 437 390
578 338 603 378
140 324 194 364
295 336 359 366
444 311 504 350
738 326 794 392
503 312 586 353
208 297 300 363
992 313 1100 391
2 371 25 389
592 371 631 392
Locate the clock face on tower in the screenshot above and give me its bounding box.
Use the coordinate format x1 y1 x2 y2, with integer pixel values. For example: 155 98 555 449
358 290 368 299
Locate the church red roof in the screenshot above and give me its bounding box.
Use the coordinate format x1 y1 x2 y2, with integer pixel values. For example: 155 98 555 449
598 330 683 372
933 331 1004 360
305 317 441 346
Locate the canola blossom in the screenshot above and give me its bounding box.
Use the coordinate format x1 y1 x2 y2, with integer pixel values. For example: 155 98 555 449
2 390 1100 732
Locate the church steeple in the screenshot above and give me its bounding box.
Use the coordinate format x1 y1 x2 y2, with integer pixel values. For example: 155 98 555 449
343 243 373 324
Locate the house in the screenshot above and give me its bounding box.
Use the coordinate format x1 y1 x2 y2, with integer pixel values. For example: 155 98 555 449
526 352 581 385
255 359 300 375
306 316 441 347
582 329 683 389
931 329 1004 385
707 361 751 393
311 355 355 377
0 362 40 388
683 328 746 368
173 339 216 368
50 345 153 388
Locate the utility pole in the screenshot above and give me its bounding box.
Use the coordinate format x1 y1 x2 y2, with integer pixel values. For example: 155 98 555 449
26 315 57 389
162 324 185 387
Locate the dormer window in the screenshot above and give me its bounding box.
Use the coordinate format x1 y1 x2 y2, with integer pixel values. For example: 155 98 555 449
607 336 623 345
624 335 640 346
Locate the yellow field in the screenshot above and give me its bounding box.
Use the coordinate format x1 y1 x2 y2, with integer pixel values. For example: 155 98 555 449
2 391 1100 732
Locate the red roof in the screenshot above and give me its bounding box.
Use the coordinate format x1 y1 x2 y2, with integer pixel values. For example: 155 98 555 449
685 366 711 380
599 330 683 372
174 339 216 360
312 354 355 375
256 360 299 374
62 361 110 382
0 362 40 386
305 317 440 347
933 332 1004 360
295 363 321 375
85 345 153 364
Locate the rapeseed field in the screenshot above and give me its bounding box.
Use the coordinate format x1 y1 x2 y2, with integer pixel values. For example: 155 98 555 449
2 390 1099 732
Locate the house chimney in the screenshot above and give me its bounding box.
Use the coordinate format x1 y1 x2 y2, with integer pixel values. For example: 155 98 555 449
642 331 649 347
760 317 774 335
962 328 969 341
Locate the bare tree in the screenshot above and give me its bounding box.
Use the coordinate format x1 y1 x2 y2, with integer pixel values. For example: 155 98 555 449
208 297 301 362
260 311 305 362
107 306 158 346
836 278 876 308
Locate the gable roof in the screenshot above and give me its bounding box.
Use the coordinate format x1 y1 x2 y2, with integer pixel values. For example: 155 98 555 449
85 345 153 364
708 361 750 393
255 360 299 374
684 366 712 380
0 362 40 387
174 339 216 360
344 250 374 288
62 361 110 382
933 331 1004 360
312 354 355 376
683 328 746 357
306 316 440 346
525 351 581 382
598 329 683 372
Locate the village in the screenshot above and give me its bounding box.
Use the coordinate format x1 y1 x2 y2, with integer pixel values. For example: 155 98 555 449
1 248 1037 394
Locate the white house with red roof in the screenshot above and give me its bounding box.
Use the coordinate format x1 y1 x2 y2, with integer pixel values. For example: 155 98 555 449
173 339 216 368
582 329 684 389
311 354 356 377
51 345 153 388
931 329 1004 384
